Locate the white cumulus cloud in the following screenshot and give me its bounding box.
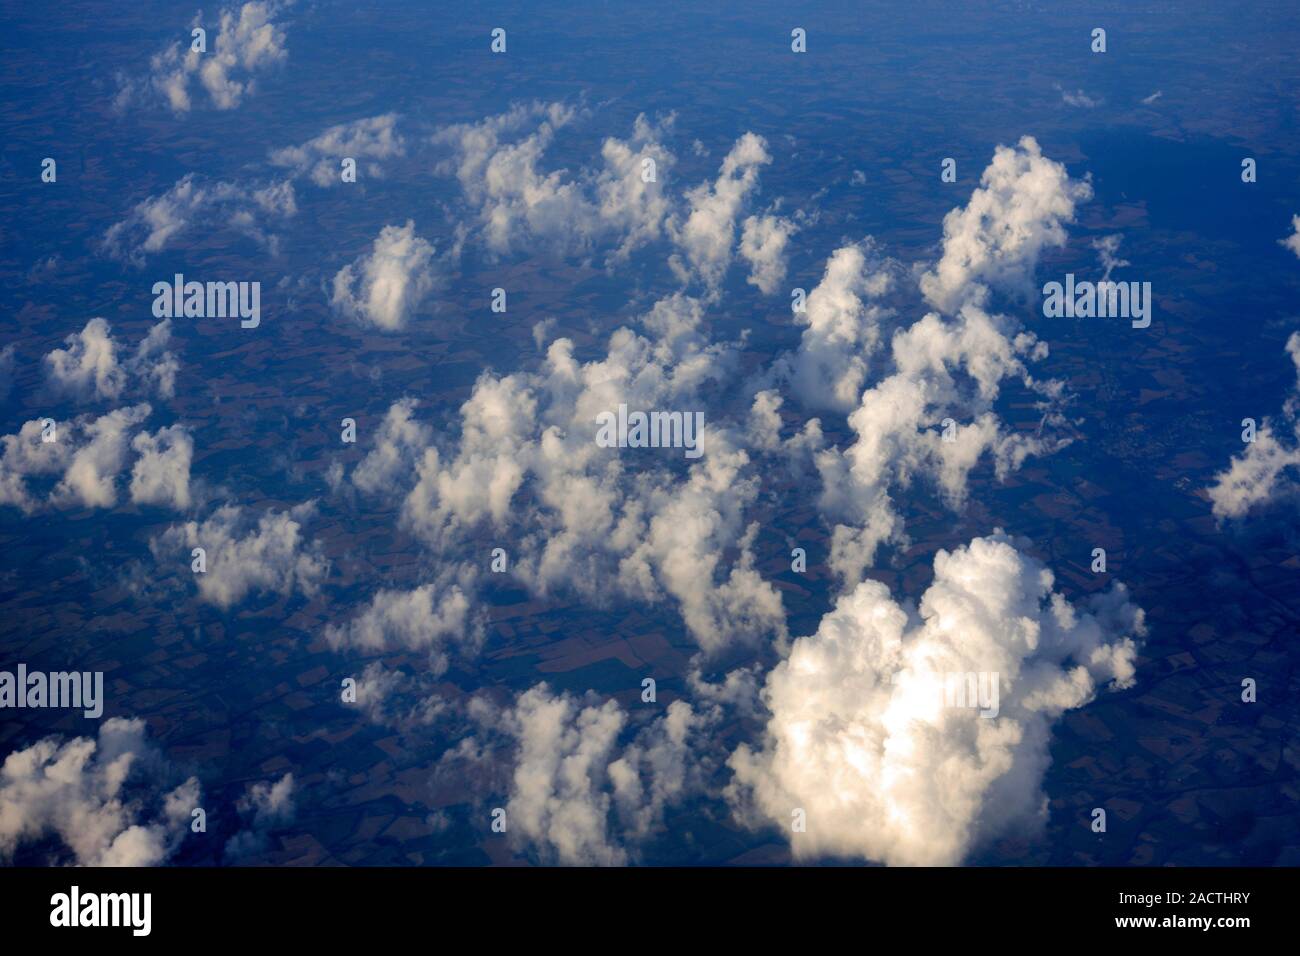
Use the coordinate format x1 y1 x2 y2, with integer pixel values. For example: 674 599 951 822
728 531 1144 866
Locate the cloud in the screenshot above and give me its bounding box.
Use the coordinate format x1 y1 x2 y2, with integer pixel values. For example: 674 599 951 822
1281 215 1300 260
152 503 327 608
269 113 404 187
51 404 153 509
769 140 1088 579
739 213 795 295
920 136 1092 314
1092 233 1130 281
118 1 289 114
669 132 771 291
102 174 296 266
727 531 1144 866
43 318 178 401
224 772 295 861
0 405 191 514
817 303 1060 582
474 685 701 865
1057 85 1100 109
1141 90 1163 105
325 573 482 676
432 103 677 263
331 221 440 331
129 423 194 510
784 241 894 412
351 397 432 492
1207 332 1300 519
0 718 200 866
346 662 446 728
395 293 786 654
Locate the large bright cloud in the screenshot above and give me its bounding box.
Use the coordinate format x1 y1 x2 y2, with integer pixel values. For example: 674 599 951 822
727 532 1144 866
920 136 1092 314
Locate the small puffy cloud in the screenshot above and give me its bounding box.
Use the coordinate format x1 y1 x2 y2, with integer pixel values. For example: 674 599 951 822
269 113 404 187
669 132 771 291
785 241 894 412
1057 85 1100 109
1208 332 1300 519
103 174 295 266
331 221 439 331
152 503 327 608
224 772 294 861
118 1 289 114
129 423 194 510
728 532 1144 866
1281 215 1300 260
351 397 431 492
483 685 701 865
0 418 75 512
43 318 124 401
1092 233 1130 281
347 662 446 728
325 574 482 676
43 319 178 401
0 718 200 866
921 135 1091 314
51 404 152 509
739 213 795 295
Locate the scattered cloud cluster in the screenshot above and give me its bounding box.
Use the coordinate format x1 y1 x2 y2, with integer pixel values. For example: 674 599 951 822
360 292 785 654
461 685 703 865
0 404 192 513
151 503 327 608
269 113 405 187
103 173 296 266
44 318 178 401
432 102 787 287
117 1 290 114
728 532 1144 865
432 103 679 264
0 718 200 866
668 132 774 291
